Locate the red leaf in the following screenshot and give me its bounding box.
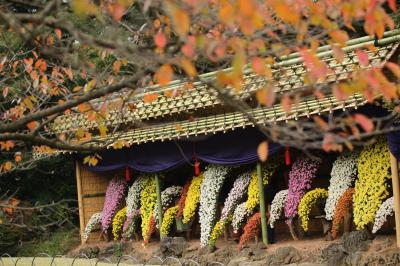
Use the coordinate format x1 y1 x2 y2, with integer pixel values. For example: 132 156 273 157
353 113 374 133
356 50 369 67
55 28 62 40
388 0 397 11
252 57 265 75
154 31 167 49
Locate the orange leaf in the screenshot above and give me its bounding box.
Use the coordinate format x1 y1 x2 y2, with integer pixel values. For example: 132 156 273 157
143 93 159 103
0 140 14 151
155 64 173 86
256 86 275 107
63 67 74 80
14 152 22 163
113 60 122 73
154 31 167 49
329 30 349 47
252 57 265 75
385 62 400 79
173 8 190 37
281 95 292 113
2 161 13 172
34 59 47 73
180 58 197 77
27 121 39 131
353 113 374 133
313 116 329 131
356 50 369 67
257 141 269 162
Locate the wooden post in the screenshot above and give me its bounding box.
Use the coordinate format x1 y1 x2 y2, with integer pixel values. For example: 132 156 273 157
257 163 268 245
75 161 85 244
155 173 163 238
390 152 400 248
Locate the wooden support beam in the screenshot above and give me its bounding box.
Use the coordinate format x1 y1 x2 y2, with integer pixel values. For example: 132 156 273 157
257 163 268 245
75 160 85 244
390 152 400 248
155 173 163 238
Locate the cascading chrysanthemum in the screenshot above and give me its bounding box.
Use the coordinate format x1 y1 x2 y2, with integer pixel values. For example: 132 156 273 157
269 189 288 228
353 138 391 229
284 158 319 221
101 177 127 233
153 185 182 227
83 212 102 243
199 165 230 246
232 202 249 233
372 196 394 234
325 152 358 220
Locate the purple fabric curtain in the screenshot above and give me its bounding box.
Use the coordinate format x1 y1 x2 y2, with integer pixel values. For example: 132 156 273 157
85 128 281 173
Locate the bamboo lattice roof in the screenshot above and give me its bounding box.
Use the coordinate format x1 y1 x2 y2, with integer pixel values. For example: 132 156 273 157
32 31 400 158
50 30 400 135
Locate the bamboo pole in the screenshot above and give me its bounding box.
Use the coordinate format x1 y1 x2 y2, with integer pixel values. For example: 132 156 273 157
257 163 268 245
155 173 163 238
75 160 85 244
390 152 400 248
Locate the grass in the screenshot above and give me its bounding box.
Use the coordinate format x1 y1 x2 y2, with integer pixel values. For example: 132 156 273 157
16 228 80 257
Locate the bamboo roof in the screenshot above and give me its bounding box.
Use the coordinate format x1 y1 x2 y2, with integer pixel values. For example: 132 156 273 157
92 93 366 147
50 30 400 135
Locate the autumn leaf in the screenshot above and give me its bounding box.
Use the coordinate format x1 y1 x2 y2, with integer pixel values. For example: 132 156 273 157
98 124 108 138
113 60 122 73
143 93 159 103
83 155 99 166
385 62 400 79
165 2 190 38
155 64 173 86
313 116 329 131
255 86 275 107
356 50 369 67
322 133 342 152
180 58 197 77
252 57 266 75
175 124 183 132
62 67 74 80
329 30 349 47
154 31 167 49
34 59 47 73
353 113 374 133
55 28 62 40
14 152 22 163
0 140 14 151
112 140 126 149
71 0 99 17
2 161 13 172
281 95 292 113
257 141 269 162
2 87 9 98
388 0 397 11
27 121 39 131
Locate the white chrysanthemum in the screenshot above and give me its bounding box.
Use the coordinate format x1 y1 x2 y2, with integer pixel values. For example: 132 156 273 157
269 189 288 228
221 171 251 221
372 197 394 234
232 202 249 233
325 152 359 220
199 165 230 246
83 212 102 243
154 185 182 227
126 176 146 215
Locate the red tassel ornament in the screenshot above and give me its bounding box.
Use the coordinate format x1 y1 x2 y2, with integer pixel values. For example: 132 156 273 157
125 166 132 182
194 159 200 176
285 147 291 166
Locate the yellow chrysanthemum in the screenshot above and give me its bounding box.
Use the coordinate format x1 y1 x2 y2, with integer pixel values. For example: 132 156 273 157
141 177 157 242
208 219 229 247
245 162 278 212
112 207 127 240
160 206 179 237
353 138 391 229
182 173 204 223
298 188 328 232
